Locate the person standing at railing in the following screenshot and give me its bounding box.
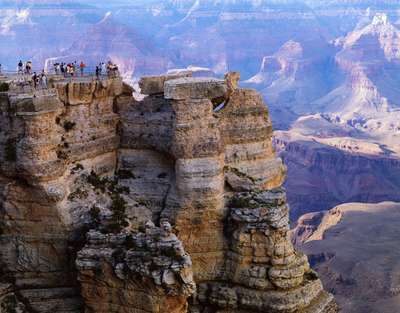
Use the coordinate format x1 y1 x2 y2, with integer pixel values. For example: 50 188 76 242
26 61 32 75
95 65 100 79
101 62 107 76
80 61 86 76
18 60 23 74
41 71 47 89
54 63 60 75
106 61 112 77
32 72 37 89
61 63 65 77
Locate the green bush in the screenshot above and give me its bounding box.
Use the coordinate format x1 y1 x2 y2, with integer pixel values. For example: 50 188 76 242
56 149 68 160
4 138 17 162
0 82 9 92
67 188 89 201
87 171 107 192
89 205 101 225
108 194 129 233
63 120 76 132
116 169 135 179
1 294 18 313
71 163 84 174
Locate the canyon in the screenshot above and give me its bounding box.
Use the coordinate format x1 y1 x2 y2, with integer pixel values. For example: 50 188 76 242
292 201 400 313
2 4 400 220
274 128 400 219
269 12 400 217
1 2 400 311
0 72 337 312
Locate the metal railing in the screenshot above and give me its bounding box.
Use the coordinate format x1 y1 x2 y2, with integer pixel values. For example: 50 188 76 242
0 68 119 78
0 68 120 94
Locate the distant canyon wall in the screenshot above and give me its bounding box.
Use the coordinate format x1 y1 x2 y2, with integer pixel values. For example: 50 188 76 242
275 137 400 220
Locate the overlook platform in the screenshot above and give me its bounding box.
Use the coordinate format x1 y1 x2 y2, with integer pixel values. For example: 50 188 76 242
0 72 116 95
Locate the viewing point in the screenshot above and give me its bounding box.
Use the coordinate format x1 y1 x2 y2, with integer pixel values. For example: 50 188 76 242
0 70 118 95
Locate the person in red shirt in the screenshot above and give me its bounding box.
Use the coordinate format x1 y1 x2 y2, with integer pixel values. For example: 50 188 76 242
79 61 86 76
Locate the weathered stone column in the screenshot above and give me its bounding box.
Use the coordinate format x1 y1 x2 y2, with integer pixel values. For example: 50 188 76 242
164 78 228 281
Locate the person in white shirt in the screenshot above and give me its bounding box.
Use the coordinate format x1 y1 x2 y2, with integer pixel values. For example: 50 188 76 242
41 73 47 89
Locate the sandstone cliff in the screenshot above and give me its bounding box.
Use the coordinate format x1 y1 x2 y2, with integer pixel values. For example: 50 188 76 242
0 73 336 313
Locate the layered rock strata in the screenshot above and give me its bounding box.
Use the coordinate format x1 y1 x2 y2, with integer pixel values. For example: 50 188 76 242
0 73 336 313
0 78 123 312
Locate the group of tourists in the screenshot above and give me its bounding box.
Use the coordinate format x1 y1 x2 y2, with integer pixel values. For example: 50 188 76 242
50 60 119 78
31 71 48 89
53 61 87 77
95 61 119 78
17 60 33 75
9 59 120 88
2 58 120 93
12 70 47 91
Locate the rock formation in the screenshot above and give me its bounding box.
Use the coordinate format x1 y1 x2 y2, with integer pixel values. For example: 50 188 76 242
0 72 336 313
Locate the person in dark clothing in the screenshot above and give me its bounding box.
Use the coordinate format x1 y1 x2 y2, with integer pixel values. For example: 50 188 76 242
61 63 66 77
32 72 37 89
18 60 23 74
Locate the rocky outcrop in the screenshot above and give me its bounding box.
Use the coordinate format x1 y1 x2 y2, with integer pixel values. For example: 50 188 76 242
0 72 336 313
291 209 343 246
76 222 195 313
0 77 124 313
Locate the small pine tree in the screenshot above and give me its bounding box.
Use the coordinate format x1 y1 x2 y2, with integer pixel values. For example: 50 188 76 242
108 194 128 233
4 138 17 162
0 82 9 92
89 205 101 226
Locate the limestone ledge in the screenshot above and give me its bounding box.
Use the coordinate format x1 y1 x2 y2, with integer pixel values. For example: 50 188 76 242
195 278 327 313
228 188 290 230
